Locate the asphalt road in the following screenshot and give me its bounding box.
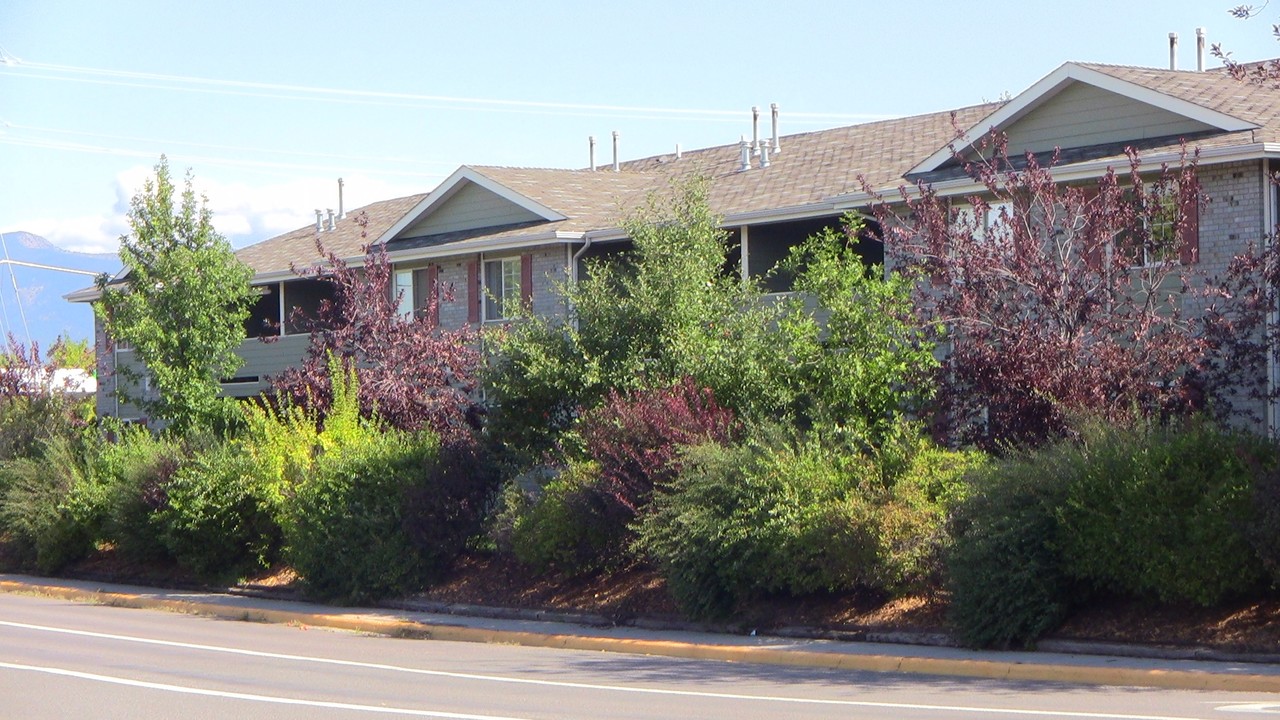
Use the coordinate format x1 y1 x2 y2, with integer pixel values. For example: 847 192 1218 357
1 592 1277 720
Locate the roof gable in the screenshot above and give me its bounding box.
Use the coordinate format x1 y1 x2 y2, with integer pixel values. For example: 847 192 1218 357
385 167 567 242
910 62 1257 174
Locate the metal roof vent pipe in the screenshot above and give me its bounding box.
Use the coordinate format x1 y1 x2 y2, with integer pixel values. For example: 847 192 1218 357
315 209 323 233
1169 31 1178 70
326 208 336 231
338 177 345 219
1197 27 1207 71
751 106 761 155
589 136 597 171
611 131 620 172
759 140 771 169
771 103 781 155
739 136 751 172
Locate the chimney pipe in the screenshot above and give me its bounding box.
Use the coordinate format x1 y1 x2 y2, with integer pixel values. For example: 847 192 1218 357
315 209 323 233
338 177 345 219
1169 31 1178 70
1196 27 1206 71
751 106 760 156
739 136 751 172
758 140 770 169
770 102 781 155
589 136 596 171
326 209 335 231
675 143 682 160
611 131 620 172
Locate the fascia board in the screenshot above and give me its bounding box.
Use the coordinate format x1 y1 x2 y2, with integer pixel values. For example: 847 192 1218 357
909 63 1259 175
383 231 582 263
372 166 569 247
836 143 1280 209
722 201 841 225
63 286 101 303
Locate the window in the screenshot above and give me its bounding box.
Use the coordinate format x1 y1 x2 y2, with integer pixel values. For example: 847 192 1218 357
484 257 522 320
1144 191 1180 266
952 201 1013 244
1118 188 1180 267
395 270 414 319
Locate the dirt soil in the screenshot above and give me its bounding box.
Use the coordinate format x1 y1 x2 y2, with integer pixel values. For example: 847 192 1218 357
25 547 1280 655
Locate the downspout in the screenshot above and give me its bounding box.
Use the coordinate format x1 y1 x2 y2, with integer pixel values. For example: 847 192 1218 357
1266 162 1278 435
571 232 594 285
570 232 596 331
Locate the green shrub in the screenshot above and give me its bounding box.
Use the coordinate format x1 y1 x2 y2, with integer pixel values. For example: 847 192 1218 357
93 425 183 563
495 461 630 576
635 438 883 620
0 395 84 462
283 431 440 604
0 434 104 572
1249 459 1280 587
1055 418 1271 605
157 443 280 580
946 445 1079 649
876 436 984 594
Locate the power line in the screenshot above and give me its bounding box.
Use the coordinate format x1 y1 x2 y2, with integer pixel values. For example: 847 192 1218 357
0 135 447 179
1 58 894 123
0 233 32 348
1 120 459 168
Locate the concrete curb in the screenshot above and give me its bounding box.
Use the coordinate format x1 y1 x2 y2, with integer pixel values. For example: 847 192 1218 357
5 579 1280 693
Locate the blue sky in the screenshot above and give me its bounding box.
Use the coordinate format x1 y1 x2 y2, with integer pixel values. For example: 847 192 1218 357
2 0 1278 258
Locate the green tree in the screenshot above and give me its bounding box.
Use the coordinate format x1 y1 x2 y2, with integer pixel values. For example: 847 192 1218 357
95 157 255 433
49 337 94 372
485 180 935 454
485 178 787 453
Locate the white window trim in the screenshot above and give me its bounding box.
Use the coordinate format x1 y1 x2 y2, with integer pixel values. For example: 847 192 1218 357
482 256 522 322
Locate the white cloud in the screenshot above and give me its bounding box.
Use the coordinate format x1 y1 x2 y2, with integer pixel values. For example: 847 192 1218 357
5 169 431 254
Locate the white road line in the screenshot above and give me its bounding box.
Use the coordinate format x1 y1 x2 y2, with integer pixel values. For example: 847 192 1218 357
0 661 530 719
0 619 1202 720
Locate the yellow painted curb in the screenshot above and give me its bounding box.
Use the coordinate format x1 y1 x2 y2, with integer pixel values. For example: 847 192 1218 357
4 580 1279 693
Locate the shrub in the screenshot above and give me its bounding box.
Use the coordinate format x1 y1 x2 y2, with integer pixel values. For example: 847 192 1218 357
157 443 281 580
0 395 84 462
283 431 440 604
946 446 1079 649
578 378 737 516
1055 418 1271 605
1249 459 1280 586
876 435 984 594
635 438 883 620
0 434 103 573
495 461 630 576
93 425 183 564
401 439 502 578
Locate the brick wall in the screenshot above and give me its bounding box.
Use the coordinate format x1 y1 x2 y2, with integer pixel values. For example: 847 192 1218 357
1193 159 1271 432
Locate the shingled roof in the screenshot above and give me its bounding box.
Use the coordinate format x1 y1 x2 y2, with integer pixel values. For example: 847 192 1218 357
235 193 427 278
227 59 1280 280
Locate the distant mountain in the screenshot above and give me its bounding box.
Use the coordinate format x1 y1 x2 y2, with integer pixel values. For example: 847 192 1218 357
0 231 120 352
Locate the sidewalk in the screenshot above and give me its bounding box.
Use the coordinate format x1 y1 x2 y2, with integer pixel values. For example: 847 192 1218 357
3 573 1278 693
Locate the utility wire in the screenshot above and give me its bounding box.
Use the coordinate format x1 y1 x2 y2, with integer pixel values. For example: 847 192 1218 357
0 57 894 123
1 121 459 168
0 135 446 179
0 233 32 348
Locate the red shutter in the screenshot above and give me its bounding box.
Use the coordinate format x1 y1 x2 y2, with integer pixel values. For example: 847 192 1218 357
1179 181 1200 265
520 253 533 310
467 260 480 324
1081 188 1103 271
427 264 439 327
